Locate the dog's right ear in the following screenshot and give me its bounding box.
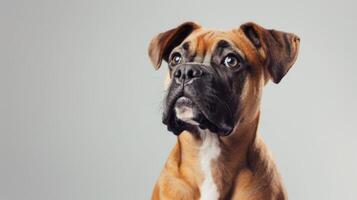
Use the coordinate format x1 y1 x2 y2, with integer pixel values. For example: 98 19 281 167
148 22 200 70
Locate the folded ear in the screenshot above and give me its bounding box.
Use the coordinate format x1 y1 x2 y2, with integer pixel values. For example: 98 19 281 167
240 22 300 83
148 22 201 70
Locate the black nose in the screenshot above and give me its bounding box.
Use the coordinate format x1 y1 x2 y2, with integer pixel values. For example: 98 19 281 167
173 65 203 84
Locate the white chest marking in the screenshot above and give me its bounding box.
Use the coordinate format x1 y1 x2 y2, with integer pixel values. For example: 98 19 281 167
199 130 221 200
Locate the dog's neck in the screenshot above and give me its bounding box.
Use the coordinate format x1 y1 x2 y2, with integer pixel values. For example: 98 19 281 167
172 112 261 198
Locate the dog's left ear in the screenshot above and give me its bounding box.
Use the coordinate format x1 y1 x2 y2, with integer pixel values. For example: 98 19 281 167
148 22 201 70
240 22 300 83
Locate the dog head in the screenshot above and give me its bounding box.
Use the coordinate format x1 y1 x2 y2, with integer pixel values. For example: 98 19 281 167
148 22 300 136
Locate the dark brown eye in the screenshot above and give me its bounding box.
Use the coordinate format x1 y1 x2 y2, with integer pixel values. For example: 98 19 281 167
223 54 240 68
170 53 182 66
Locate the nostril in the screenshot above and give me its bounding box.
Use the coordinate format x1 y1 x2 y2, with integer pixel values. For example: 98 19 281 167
174 69 181 78
187 69 194 79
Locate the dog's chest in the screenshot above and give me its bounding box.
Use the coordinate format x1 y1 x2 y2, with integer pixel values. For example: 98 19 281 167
198 131 221 200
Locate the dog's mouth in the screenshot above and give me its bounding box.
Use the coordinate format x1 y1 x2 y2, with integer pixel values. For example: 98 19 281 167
162 90 234 136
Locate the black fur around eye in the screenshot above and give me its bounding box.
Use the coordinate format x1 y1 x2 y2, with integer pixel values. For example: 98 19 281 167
170 53 182 66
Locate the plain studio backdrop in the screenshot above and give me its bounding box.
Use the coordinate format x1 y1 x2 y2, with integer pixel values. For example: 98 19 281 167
1 0 356 199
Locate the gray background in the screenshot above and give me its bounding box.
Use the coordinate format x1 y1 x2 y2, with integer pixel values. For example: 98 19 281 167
1 0 356 199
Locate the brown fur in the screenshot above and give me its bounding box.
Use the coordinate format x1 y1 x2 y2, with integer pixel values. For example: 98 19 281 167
149 22 300 200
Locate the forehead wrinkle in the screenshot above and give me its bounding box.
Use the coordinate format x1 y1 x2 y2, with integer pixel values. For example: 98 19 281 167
205 31 217 41
195 32 211 57
191 30 218 48
211 38 246 59
187 31 209 63
185 30 230 63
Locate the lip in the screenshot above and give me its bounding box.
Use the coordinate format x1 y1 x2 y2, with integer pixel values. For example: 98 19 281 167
162 87 184 126
162 87 234 136
174 96 193 108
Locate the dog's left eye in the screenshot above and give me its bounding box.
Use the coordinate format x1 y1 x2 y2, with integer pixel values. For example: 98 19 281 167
223 54 240 69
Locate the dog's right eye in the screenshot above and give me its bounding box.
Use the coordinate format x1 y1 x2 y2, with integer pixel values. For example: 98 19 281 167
170 53 182 66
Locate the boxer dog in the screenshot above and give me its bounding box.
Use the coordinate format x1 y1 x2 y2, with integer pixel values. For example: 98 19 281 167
148 21 300 200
